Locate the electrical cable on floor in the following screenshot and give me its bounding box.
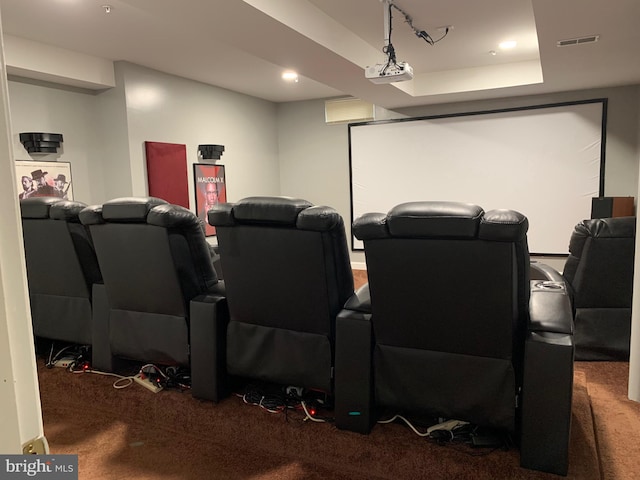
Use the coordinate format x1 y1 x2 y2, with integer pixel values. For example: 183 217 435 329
235 384 334 422
46 346 188 392
378 414 431 436
70 362 135 389
240 388 286 413
300 401 326 423
378 413 508 457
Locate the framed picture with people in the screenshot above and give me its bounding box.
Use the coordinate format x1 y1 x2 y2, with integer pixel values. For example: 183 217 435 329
15 160 74 201
193 163 226 236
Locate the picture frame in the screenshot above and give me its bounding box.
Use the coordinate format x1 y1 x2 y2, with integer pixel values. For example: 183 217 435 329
193 163 226 236
15 160 74 201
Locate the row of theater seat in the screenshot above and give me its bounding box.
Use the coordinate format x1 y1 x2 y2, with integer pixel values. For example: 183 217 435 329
18 195 635 476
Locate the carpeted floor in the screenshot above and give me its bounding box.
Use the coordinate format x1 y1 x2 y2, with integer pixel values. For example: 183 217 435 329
37 358 628 480
574 362 640 480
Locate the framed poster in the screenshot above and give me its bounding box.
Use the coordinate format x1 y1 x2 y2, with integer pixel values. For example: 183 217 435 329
15 160 73 201
193 164 226 236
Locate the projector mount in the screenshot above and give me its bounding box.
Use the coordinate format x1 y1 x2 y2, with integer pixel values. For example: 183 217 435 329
366 0 450 84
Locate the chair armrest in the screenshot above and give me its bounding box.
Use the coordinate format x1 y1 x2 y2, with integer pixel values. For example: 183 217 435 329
190 283 229 402
520 280 574 475
530 261 565 283
335 286 374 434
343 283 372 313
529 281 573 334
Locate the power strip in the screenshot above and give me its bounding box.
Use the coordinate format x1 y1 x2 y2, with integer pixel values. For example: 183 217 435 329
426 419 468 434
53 356 77 368
133 373 163 393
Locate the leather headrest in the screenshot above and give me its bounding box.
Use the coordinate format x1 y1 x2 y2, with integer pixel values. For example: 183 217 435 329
147 204 201 229
478 209 528 241
20 196 61 219
232 196 314 226
101 197 168 222
49 200 88 223
578 217 636 239
387 201 484 238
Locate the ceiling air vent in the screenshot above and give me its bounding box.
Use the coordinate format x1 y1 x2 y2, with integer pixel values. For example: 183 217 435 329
557 35 600 47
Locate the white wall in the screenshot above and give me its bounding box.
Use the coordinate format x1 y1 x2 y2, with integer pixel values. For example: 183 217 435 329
629 92 640 402
0 35 45 453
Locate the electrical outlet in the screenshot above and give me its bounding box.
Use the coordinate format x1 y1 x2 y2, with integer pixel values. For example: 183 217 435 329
133 373 163 393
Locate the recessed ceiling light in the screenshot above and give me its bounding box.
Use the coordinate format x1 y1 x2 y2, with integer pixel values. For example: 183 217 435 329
282 71 299 82
102 5 112 14
489 50 497 56
499 40 517 50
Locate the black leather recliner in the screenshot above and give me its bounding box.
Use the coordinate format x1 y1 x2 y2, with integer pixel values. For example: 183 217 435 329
335 202 574 476
207 196 354 394
563 216 635 360
80 197 228 400
21 197 102 347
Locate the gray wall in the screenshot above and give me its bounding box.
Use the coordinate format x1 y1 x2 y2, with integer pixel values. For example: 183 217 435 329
8 62 281 207
8 79 105 203
95 65 132 201
117 62 280 203
8 67 640 269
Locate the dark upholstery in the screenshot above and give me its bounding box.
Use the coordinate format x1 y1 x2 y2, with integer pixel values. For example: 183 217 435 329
563 216 635 360
335 201 574 476
80 197 228 397
21 197 102 346
207 196 354 393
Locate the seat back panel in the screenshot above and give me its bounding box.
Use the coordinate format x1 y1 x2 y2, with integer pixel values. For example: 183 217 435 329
227 321 332 391
375 344 515 430
219 226 334 336
91 224 186 316
366 239 517 359
23 219 90 298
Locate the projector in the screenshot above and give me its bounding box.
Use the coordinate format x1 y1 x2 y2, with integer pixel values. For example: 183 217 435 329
365 61 414 84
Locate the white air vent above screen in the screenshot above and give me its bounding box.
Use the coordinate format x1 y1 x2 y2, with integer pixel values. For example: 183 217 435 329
557 35 600 47
325 98 374 124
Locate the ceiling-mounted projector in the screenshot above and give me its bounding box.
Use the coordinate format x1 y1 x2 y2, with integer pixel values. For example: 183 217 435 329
365 61 414 84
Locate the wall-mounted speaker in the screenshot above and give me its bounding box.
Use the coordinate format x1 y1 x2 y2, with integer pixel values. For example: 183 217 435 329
198 144 225 161
20 132 63 154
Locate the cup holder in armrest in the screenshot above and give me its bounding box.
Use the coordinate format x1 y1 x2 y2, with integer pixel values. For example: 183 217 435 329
532 281 566 292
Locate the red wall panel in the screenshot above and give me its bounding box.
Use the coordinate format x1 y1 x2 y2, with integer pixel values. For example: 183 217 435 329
145 141 189 208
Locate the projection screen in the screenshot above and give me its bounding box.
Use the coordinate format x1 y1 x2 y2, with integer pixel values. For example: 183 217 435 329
349 99 606 254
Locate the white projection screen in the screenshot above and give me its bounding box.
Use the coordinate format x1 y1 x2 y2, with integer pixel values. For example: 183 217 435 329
349 100 606 254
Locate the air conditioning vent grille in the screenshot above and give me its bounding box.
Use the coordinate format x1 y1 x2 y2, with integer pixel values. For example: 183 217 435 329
557 35 599 47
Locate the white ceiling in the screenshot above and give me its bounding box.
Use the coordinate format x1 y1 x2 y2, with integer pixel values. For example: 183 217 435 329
0 0 638 109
